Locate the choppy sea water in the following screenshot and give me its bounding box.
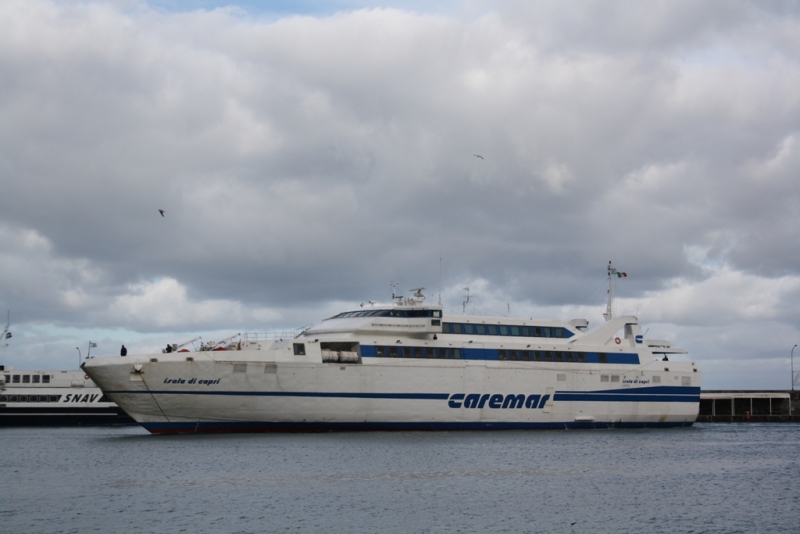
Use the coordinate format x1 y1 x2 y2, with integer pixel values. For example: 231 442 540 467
1 424 798 534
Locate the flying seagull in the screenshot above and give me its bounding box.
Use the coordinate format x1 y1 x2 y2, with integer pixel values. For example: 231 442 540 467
158 209 165 217
473 154 484 159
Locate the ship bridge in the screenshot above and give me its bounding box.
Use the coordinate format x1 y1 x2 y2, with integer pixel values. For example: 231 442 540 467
301 287 442 336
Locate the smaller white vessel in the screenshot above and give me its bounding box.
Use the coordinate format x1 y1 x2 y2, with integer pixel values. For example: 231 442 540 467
0 319 133 426
0 366 135 426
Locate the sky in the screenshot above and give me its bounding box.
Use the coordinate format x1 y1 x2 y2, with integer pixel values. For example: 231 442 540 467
1 0 799 389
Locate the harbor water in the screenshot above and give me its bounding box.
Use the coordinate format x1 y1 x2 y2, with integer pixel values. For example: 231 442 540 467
1 424 798 533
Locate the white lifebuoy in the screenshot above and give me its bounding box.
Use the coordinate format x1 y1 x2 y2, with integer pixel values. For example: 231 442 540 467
84 374 89 379
614 337 621 345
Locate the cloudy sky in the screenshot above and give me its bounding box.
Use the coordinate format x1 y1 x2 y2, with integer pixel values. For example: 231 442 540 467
1 0 799 389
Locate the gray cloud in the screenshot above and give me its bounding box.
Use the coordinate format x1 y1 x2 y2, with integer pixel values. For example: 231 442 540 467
1 0 799 387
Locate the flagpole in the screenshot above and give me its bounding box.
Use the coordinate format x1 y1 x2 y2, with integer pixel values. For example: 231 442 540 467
604 261 614 321
603 262 628 321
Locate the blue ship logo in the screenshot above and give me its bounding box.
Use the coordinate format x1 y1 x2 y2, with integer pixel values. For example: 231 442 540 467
447 393 550 409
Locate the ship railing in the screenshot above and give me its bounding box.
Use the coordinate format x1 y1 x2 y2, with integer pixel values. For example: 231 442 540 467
241 325 313 343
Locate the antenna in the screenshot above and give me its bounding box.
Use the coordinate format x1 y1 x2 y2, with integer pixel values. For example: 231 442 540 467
462 287 470 314
390 281 399 301
438 221 444 306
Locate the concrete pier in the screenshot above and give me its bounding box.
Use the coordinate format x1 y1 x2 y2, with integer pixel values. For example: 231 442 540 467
697 390 800 422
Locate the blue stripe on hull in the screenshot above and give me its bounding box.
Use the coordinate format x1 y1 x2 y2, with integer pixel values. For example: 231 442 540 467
555 393 700 403
142 420 695 434
108 386 698 402
109 391 451 400
554 386 700 403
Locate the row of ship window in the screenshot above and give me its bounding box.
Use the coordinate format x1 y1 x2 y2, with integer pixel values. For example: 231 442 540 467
442 323 573 338
1 394 61 402
373 346 611 363
333 309 442 319
4 374 51 384
376 346 463 359
500 350 590 362
328 312 573 340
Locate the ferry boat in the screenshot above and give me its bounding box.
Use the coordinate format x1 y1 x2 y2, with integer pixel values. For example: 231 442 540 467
82 273 701 434
0 368 134 426
0 320 134 426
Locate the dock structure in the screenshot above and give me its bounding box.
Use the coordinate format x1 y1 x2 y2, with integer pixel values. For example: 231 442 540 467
698 390 800 422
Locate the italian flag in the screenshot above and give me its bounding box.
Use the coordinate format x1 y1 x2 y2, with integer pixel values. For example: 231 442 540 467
616 272 627 278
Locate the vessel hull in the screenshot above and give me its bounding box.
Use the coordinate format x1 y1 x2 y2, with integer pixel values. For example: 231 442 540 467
83 354 699 434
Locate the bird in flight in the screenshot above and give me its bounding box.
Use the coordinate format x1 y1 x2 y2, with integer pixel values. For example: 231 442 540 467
158 209 165 217
473 154 484 159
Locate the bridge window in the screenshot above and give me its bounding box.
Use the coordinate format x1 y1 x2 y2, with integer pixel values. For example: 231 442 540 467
555 353 564 362
510 326 519 336
487 325 498 335
32 375 40 383
566 353 575 362
521 326 530 336
414 347 424 358
498 349 507 360
452 323 463 334
464 324 474 335
475 324 486 335
293 343 306 356
402 347 412 358
4 375 9 383
521 350 531 361
598 353 608 364
578 353 586 363
50 395 61 402
22 375 30 383
389 347 398 358
376 347 386 357
499 325 508 335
